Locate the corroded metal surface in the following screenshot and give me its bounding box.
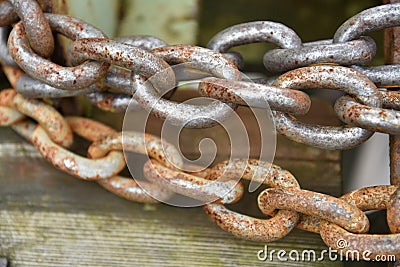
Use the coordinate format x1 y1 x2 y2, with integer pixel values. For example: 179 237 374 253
12 120 125 181
144 159 243 205
258 188 370 234
198 77 311 116
334 2 400 43
272 65 380 150
0 89 73 147
88 131 183 169
264 37 376 73
388 188 400 234
8 0 54 58
0 1 399 260
320 186 400 259
335 95 400 134
203 159 300 242
8 14 110 90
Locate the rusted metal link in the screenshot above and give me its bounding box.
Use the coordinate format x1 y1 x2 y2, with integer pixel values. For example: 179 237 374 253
0 105 24 126
86 92 137 113
353 64 400 87
222 51 244 70
152 45 241 81
9 14 110 90
341 185 396 210
91 65 174 111
66 117 174 203
263 37 376 73
198 77 311 116
205 159 300 188
79 36 167 111
8 0 54 58
71 38 175 93
272 65 381 150
88 131 183 170
379 89 400 109
0 0 52 27
64 116 174 203
132 74 238 128
0 1 18 26
143 159 243 204
207 21 302 69
64 116 116 142
97 176 173 203
130 45 241 128
0 27 17 66
388 188 400 234
258 188 370 234
334 2 400 43
116 35 167 50
391 134 400 187
204 203 299 242
320 185 400 259
0 89 73 147
11 120 125 181
2 65 23 89
335 95 400 134
203 159 300 242
291 183 395 235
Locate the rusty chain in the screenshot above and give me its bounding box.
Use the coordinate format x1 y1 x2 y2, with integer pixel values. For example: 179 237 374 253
0 0 399 261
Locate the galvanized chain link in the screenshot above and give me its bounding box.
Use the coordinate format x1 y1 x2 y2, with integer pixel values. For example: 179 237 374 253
0 0 399 261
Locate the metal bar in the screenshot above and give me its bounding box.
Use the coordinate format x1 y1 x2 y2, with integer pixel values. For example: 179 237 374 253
384 0 400 185
384 0 400 266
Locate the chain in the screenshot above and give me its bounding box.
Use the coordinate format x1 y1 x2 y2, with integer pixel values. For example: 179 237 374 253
0 0 399 261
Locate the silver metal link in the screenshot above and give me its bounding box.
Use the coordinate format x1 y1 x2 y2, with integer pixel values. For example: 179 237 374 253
334 2 400 43
116 35 167 50
16 74 104 98
353 64 400 87
272 65 380 150
263 37 376 73
207 21 302 51
207 21 302 69
0 26 16 66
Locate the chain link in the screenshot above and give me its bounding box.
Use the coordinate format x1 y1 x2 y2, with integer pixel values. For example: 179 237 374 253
0 0 399 261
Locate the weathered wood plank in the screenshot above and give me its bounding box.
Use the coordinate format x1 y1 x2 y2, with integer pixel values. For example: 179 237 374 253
0 142 340 267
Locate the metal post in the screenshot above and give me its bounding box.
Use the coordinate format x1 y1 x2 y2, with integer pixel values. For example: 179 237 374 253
383 0 400 266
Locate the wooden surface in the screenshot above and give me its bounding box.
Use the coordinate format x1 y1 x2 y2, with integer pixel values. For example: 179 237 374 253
0 97 342 267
